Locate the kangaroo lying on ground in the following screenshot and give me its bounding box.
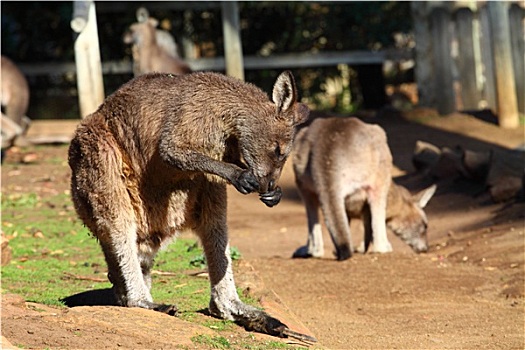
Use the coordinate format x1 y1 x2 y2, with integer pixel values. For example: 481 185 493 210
123 17 192 76
68 71 314 340
1 55 31 152
292 116 436 261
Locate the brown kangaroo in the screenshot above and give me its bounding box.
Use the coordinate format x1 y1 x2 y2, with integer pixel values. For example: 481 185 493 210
123 17 192 77
1 55 31 151
292 116 436 261
68 71 314 340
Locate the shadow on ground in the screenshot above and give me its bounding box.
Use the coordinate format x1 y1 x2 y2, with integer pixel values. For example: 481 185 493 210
61 288 118 307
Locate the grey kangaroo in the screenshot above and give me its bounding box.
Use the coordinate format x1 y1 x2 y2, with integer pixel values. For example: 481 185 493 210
68 71 314 340
1 55 31 152
123 17 192 77
292 116 436 261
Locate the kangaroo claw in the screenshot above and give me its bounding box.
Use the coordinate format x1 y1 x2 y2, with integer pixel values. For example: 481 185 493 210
259 186 282 207
281 327 318 344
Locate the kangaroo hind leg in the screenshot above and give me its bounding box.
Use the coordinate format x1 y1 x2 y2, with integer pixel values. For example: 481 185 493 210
355 203 373 254
367 187 392 253
293 186 324 258
194 183 290 336
320 192 353 261
69 130 176 315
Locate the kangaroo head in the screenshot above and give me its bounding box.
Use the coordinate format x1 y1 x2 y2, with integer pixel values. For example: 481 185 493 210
125 18 158 45
240 71 309 193
387 184 436 253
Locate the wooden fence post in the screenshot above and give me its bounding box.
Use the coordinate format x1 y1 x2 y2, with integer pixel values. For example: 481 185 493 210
430 7 456 115
221 1 244 80
411 2 436 108
182 10 197 59
479 5 498 112
455 7 481 110
71 0 105 119
509 3 524 115
487 1 519 129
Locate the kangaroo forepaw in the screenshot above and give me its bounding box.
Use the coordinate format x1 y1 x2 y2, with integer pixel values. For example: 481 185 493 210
233 170 259 194
259 186 282 207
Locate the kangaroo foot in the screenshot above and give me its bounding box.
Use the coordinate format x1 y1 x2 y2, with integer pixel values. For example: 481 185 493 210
236 308 317 343
335 243 352 261
292 245 323 259
370 241 393 253
132 299 178 316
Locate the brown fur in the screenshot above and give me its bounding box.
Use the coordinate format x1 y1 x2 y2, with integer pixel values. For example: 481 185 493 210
292 116 435 260
123 18 192 77
1 55 31 150
68 71 309 336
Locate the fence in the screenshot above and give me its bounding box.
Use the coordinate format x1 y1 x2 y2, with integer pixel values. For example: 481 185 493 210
411 1 524 128
16 1 525 144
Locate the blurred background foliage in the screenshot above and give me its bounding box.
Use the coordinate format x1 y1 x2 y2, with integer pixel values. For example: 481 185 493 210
1 1 413 119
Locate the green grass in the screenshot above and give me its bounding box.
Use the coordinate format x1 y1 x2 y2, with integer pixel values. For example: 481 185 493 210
192 334 232 349
1 190 295 348
190 334 299 350
2 192 112 305
1 191 250 313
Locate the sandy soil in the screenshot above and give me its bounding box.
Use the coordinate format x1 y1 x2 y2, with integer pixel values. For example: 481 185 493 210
1 109 524 349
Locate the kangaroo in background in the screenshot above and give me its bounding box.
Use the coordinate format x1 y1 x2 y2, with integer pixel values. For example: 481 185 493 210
292 116 436 261
68 71 314 341
123 14 192 77
1 55 31 153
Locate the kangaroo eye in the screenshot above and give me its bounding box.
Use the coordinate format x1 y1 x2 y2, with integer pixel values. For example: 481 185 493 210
274 143 282 158
274 142 288 162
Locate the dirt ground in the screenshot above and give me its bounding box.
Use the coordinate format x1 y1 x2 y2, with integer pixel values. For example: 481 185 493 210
1 108 524 349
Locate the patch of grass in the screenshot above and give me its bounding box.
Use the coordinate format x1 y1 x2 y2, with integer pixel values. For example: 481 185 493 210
189 245 242 270
2 192 40 209
1 188 285 349
191 334 231 349
244 341 299 349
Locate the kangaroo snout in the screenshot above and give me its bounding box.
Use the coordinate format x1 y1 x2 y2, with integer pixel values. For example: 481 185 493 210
409 238 428 253
256 174 279 194
258 178 283 207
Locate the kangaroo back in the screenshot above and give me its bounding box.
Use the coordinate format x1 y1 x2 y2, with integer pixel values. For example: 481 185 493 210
294 117 392 209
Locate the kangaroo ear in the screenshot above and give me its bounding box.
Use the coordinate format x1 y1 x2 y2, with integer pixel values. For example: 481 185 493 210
414 184 437 208
272 70 297 113
294 102 310 126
